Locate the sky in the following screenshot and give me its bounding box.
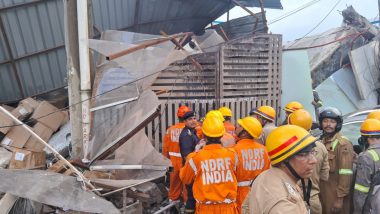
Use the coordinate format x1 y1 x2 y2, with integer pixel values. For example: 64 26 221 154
216 0 378 43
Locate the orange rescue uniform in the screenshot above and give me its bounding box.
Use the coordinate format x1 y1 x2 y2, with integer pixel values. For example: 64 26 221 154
233 139 271 213
180 144 239 214
224 121 236 137
163 122 186 201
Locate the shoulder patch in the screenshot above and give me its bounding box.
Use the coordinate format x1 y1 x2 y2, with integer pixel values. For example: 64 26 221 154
284 182 298 204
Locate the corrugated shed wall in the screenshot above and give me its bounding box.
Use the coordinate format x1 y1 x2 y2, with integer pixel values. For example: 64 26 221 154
0 0 65 103
0 0 281 103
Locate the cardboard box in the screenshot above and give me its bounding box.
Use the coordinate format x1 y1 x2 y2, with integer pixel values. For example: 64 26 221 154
11 104 33 121
8 148 46 169
1 122 53 152
20 97 40 110
24 123 53 152
31 101 65 132
61 110 69 126
1 105 15 112
0 111 14 134
1 125 30 149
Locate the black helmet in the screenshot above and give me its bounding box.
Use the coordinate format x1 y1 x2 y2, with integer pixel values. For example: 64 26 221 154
319 107 343 132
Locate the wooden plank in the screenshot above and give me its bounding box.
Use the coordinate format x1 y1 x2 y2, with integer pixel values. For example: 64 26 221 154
146 121 153 143
241 100 246 118
167 103 173 127
154 116 160 151
160 103 168 149
218 47 224 100
175 103 180 124
267 36 274 101
236 100 241 120
223 64 270 70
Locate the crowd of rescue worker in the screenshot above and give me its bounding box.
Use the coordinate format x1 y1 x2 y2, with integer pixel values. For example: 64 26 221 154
162 100 380 214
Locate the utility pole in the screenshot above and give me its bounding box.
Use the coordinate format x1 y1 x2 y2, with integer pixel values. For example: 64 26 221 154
77 0 92 162
64 0 83 159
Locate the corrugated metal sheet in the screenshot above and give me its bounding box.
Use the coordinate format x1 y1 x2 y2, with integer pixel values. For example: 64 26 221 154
238 0 283 9
209 14 266 40
0 0 282 103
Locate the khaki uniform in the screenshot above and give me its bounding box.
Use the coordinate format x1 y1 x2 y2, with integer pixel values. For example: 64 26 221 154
298 141 329 214
259 123 276 145
353 144 380 214
320 133 354 214
244 167 309 214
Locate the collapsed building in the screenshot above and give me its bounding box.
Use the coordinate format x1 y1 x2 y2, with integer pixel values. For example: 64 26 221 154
0 0 284 213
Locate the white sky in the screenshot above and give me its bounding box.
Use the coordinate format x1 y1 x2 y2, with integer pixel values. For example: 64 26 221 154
216 0 378 43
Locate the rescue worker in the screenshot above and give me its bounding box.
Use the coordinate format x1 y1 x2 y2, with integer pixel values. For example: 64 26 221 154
289 109 330 214
281 101 304 125
202 110 236 148
180 116 239 213
179 110 200 213
219 106 236 137
353 119 380 214
318 107 354 214
249 106 277 145
163 105 191 202
246 125 318 213
233 117 270 213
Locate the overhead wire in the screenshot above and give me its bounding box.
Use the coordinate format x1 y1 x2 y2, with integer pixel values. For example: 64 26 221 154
0 0 342 129
288 0 343 48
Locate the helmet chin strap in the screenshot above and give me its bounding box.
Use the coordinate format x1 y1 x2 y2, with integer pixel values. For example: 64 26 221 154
284 161 312 206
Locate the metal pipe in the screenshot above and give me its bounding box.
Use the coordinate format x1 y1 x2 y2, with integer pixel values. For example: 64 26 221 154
106 33 190 60
153 201 180 214
90 164 168 171
0 106 100 195
102 174 163 196
77 0 92 162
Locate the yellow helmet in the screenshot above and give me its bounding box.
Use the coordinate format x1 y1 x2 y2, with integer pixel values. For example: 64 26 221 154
285 101 304 113
202 116 225 138
254 106 276 122
219 107 232 117
266 125 316 165
237 117 263 139
288 109 313 131
205 110 225 122
360 119 380 136
367 111 380 121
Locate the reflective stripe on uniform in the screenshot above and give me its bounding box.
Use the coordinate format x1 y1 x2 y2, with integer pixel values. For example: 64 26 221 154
196 198 236 204
354 183 370 193
168 152 182 157
237 180 253 187
189 158 197 175
234 153 238 171
331 139 339 151
368 149 380 161
339 169 353 175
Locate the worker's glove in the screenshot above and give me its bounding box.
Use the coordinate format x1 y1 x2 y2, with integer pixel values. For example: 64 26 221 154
195 139 206 152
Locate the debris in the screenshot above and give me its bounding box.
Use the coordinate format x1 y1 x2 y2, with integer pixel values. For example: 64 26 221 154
8 147 46 170
0 194 18 214
0 169 120 213
0 147 12 169
349 41 380 99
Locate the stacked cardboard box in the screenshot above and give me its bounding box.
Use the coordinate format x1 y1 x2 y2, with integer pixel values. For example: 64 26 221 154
0 98 68 169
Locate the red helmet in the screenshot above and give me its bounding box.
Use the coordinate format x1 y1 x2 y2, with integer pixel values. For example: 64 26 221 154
177 106 191 118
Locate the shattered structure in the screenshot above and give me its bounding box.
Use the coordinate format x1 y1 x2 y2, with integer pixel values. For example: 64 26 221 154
0 0 287 213
284 6 380 114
